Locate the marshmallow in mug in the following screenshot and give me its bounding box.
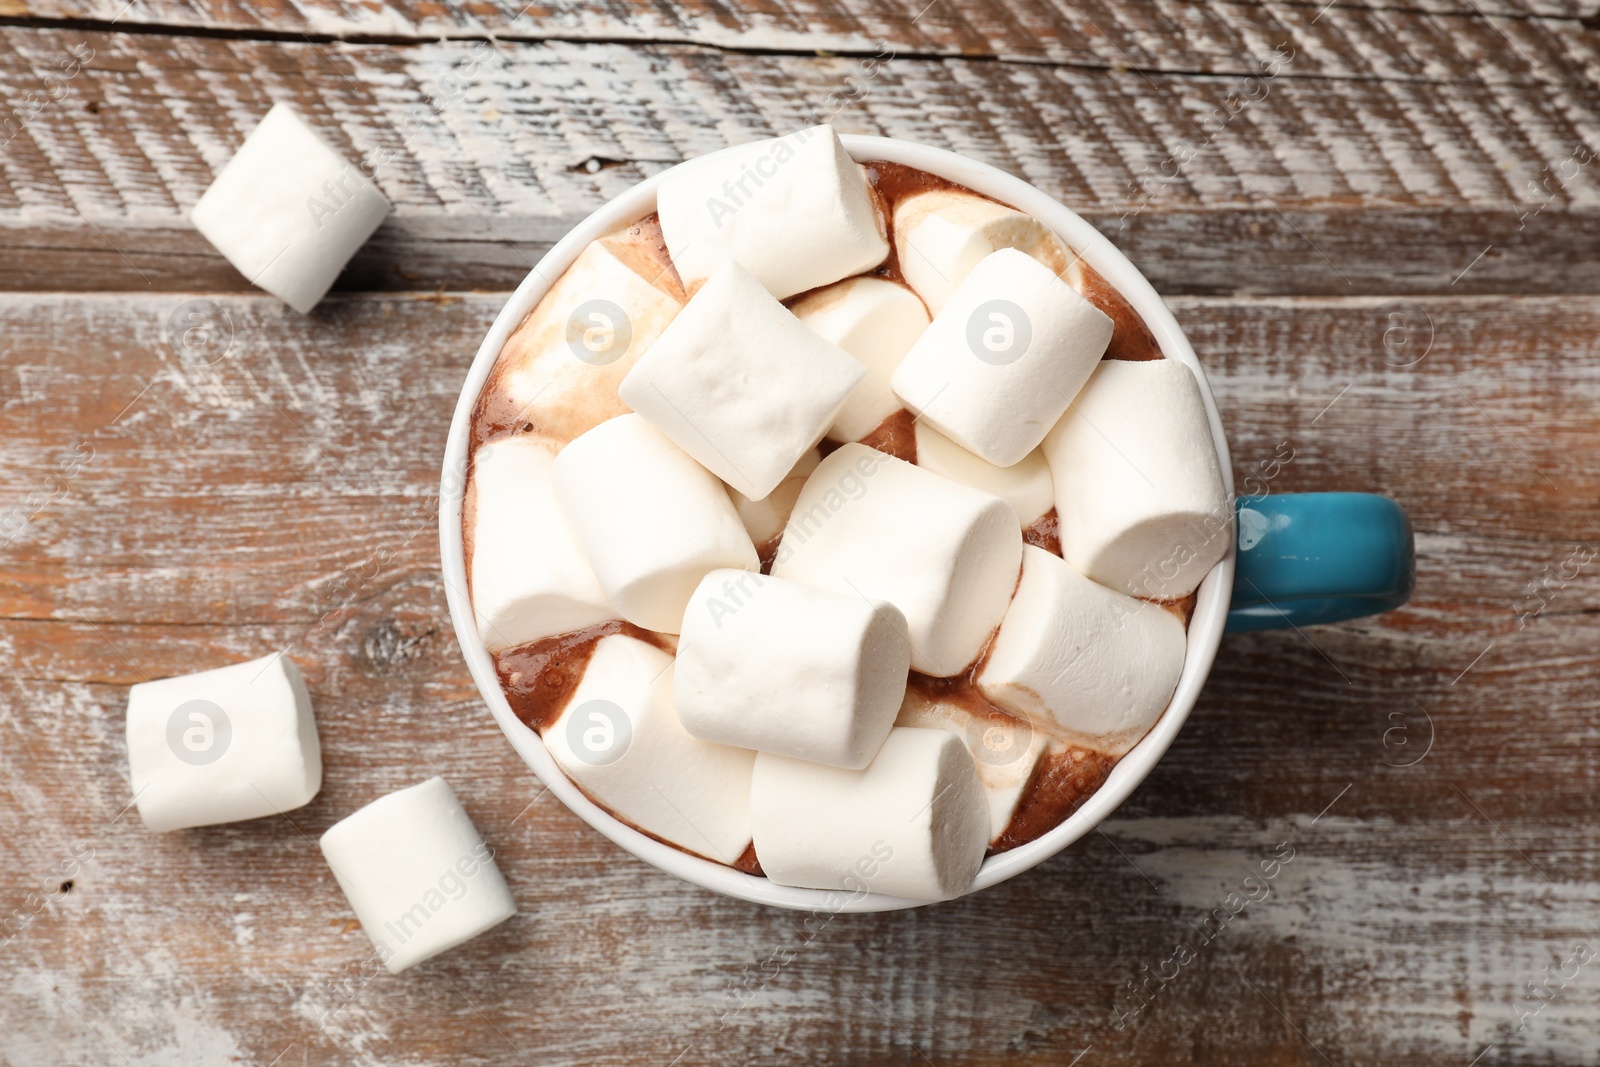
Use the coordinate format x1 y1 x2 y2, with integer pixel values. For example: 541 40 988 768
893 689 1050 845
469 434 613 652
893 248 1113 467
553 414 757 634
319 777 516 974
751 726 990 901
1060 257 1164 363
892 187 1074 314
978 546 1187 754
790 276 931 442
544 634 756 865
771 444 1022 678
619 261 864 501
913 422 1054 528
191 103 390 314
125 653 320 833
656 124 889 300
1043 358 1231 598
675 569 910 769
726 447 821 548
481 233 685 449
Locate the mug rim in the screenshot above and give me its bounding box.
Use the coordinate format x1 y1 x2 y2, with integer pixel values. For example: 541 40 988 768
438 132 1237 913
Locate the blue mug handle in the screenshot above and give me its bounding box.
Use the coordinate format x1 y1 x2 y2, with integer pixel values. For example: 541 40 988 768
1227 493 1415 632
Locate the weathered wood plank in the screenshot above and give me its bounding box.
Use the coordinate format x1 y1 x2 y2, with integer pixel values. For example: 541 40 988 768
1 290 1597 1063
6 710 1597 1067
1 291 1595 625
11 204 1600 298
5 0 1597 55
4 28 1600 295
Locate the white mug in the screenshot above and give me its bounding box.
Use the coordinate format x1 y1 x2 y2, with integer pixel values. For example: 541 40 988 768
439 135 1236 912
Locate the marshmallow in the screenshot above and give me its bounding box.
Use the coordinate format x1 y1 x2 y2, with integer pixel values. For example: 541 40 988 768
469 435 612 652
544 634 755 864
770 444 1022 677
1042 359 1230 598
727 447 820 549
893 188 1074 315
675 569 910 769
190 103 390 314
913 423 1053 527
553 414 757 633
977 546 1187 754
894 688 1048 844
619 262 864 500
892 248 1113 467
481 233 685 450
750 727 989 901
125 653 320 833
319 777 516 974
657 124 888 300
790 277 931 442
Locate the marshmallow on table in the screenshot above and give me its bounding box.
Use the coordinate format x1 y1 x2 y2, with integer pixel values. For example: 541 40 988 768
657 124 889 300
481 232 685 450
125 653 320 833
790 277 931 442
319 777 516 974
894 688 1049 844
770 444 1022 677
914 423 1053 528
675 569 910 769
978 546 1187 754
554 414 757 633
893 188 1074 315
544 634 755 865
190 103 390 314
727 447 820 549
750 726 989 901
1043 359 1230 598
893 248 1114 468
468 434 613 652
619 262 864 501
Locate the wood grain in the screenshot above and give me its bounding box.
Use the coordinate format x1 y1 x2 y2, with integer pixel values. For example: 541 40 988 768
2 290 1596 1064
5 2 1599 1060
4 26 1600 296
5 0 1599 53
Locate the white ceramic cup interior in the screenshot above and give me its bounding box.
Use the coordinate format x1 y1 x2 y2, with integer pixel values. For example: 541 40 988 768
438 134 1237 912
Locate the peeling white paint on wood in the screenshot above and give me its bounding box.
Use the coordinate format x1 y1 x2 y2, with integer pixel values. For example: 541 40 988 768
3 28 1599 298
3 30 1600 226
10 0 1600 55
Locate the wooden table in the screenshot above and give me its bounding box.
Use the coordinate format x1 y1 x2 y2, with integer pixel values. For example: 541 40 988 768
3 1 1598 1063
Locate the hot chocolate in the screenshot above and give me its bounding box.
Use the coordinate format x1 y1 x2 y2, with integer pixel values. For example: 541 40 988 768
463 125 1226 901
